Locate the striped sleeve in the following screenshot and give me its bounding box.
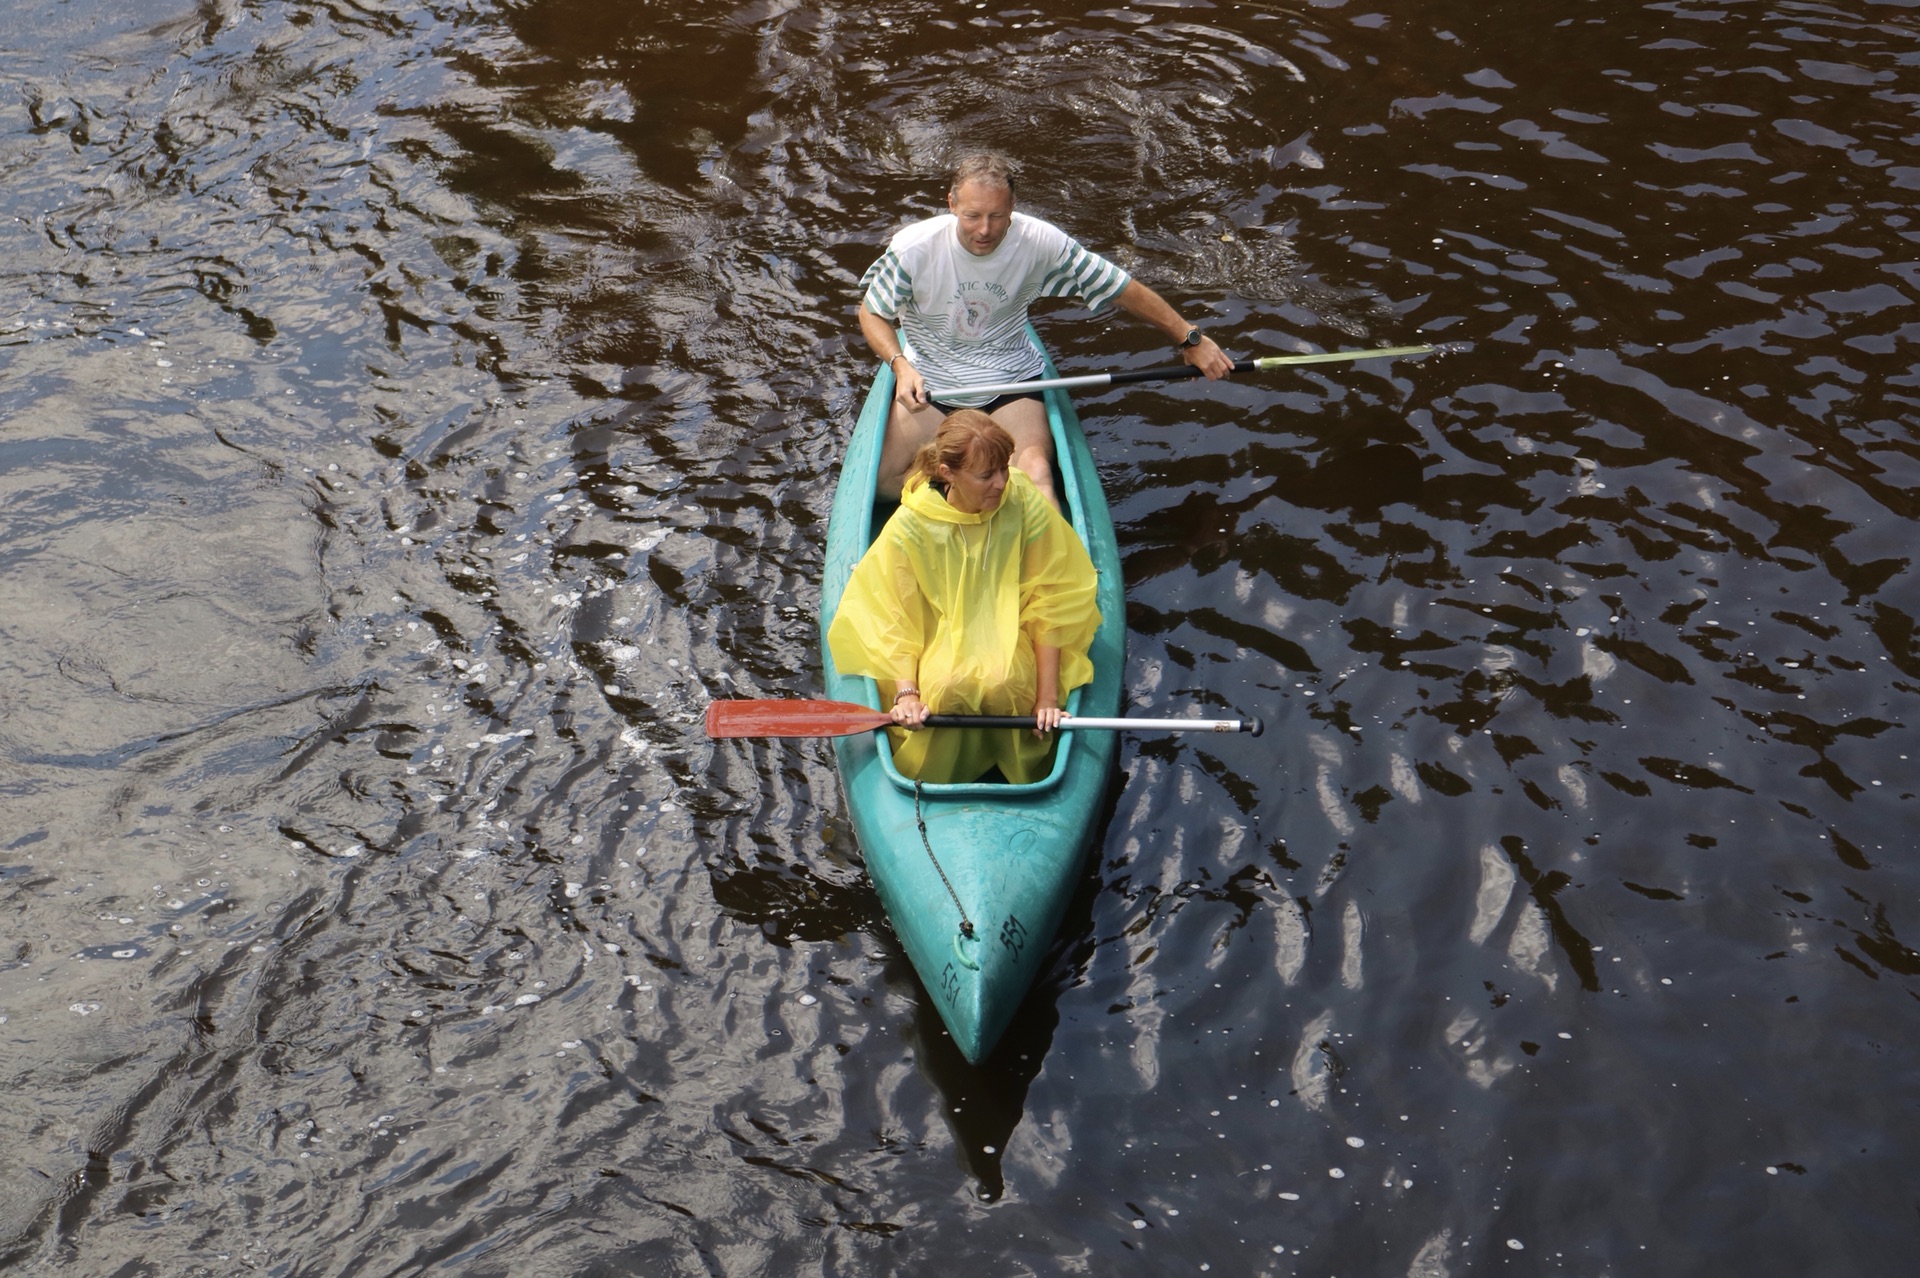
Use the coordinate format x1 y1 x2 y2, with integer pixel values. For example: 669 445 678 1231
1037 238 1131 310
860 250 911 320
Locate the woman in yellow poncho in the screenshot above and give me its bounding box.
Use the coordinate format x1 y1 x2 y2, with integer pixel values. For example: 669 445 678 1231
828 410 1102 784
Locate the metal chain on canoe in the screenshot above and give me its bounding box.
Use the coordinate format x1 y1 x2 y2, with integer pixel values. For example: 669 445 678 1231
913 779 975 940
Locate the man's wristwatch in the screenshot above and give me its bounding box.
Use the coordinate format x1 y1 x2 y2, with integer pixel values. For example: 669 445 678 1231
1178 327 1202 349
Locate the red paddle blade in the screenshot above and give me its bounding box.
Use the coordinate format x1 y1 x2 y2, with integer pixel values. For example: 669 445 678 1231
704 698 893 739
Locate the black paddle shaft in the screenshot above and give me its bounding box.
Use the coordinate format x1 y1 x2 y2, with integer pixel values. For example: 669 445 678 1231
1107 359 1264 387
918 713 1262 735
923 714 1054 728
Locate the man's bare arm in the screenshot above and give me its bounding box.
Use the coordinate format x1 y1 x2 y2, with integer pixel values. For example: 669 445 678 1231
858 301 928 407
1113 279 1233 379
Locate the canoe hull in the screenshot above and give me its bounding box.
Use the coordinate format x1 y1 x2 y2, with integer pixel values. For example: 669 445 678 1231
819 337 1124 1063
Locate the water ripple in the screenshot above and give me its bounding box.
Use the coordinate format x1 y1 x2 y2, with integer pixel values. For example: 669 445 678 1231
3 0 1919 1273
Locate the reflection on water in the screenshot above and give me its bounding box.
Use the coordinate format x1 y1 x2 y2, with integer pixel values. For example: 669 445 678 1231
2 0 1916 1272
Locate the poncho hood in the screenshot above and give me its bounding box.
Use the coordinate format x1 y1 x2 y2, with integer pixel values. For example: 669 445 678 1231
900 469 1029 525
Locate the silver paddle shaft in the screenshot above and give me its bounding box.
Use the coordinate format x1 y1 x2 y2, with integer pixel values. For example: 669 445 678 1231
925 345 1436 401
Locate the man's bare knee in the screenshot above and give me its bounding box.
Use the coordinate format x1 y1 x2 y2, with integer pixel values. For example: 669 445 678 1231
1014 444 1053 482
1013 445 1059 507
880 403 941 500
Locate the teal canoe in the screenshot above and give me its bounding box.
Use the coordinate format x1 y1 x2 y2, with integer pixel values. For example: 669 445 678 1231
819 331 1125 1064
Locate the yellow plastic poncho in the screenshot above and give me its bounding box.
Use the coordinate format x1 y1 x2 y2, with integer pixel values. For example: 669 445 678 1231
828 467 1101 784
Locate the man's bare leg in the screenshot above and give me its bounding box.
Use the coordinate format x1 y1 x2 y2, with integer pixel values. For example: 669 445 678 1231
989 396 1058 510
878 398 945 503
879 395 1058 510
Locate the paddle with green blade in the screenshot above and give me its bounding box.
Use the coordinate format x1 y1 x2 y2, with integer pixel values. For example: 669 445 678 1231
705 699 1262 740
924 343 1438 401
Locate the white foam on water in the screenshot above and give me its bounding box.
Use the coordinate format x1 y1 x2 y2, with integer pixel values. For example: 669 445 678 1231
1469 844 1515 945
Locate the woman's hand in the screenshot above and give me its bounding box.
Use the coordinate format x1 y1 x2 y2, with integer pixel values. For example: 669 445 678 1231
890 687 929 727
1033 644 1064 736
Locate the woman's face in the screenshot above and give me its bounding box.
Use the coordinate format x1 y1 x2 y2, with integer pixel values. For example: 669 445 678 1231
938 445 1009 514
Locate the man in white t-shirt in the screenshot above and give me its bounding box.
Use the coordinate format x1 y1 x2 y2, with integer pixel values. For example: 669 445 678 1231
858 153 1234 507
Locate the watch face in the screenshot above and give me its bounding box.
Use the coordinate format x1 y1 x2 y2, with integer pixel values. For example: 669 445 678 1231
1182 329 1201 347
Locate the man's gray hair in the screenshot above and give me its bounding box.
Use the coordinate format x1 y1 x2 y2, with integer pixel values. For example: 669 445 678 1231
949 152 1016 199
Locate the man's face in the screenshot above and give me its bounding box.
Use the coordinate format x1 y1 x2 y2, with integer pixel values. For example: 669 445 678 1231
948 178 1014 256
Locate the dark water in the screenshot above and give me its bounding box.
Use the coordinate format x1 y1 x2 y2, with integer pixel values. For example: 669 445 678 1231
3 0 1916 1272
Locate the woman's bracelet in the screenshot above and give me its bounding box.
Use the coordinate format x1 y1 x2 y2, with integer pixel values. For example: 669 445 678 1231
894 686 920 704
888 353 907 369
